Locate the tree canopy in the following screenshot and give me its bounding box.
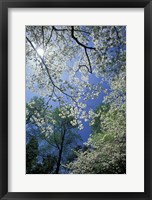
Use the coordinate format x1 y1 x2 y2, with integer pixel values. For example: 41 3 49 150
26 25 126 174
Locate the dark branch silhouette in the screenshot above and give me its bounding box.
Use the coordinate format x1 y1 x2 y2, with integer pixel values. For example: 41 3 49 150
71 26 95 50
52 26 90 35
46 27 53 47
26 36 77 102
51 26 95 73
71 26 95 73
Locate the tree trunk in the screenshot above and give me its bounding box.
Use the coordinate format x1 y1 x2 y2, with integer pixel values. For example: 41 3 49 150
55 145 63 174
55 128 66 174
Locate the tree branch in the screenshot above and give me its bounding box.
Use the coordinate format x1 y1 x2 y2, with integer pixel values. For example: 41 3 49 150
26 36 76 101
114 26 120 41
52 26 90 35
76 65 90 73
46 27 53 47
71 26 95 50
53 130 60 150
42 26 44 48
84 48 92 73
71 26 94 73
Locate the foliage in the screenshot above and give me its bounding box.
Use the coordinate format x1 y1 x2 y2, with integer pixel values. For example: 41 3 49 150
26 26 126 130
67 69 126 174
26 136 39 173
26 97 81 173
32 154 56 174
26 25 126 174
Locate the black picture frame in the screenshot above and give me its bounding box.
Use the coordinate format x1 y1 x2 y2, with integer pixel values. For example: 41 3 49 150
0 0 151 199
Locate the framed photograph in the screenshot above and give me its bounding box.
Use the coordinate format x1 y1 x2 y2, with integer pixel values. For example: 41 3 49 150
0 0 151 199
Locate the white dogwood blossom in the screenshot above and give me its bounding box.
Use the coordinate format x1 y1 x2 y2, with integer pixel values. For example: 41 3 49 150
26 26 126 124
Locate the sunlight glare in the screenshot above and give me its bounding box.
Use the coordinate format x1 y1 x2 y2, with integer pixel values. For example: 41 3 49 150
37 48 44 57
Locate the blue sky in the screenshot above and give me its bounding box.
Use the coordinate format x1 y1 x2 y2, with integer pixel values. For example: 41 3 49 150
26 26 124 145
26 71 110 144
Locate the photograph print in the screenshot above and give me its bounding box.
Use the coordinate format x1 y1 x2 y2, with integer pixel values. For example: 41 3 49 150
26 26 126 174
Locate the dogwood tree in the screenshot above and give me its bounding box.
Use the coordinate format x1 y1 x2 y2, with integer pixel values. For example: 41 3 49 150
26 26 126 129
26 26 126 174
26 97 81 174
66 69 126 174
